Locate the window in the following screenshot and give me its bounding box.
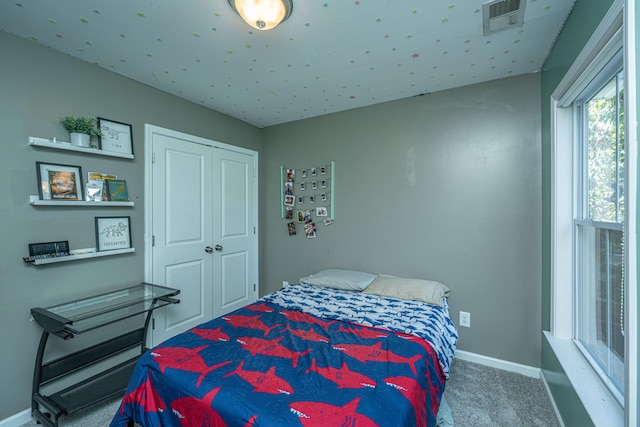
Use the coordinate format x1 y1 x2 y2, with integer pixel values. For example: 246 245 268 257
549 1 637 424
573 53 625 402
544 0 640 425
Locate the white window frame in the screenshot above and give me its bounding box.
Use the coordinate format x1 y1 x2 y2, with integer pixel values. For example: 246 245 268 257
547 0 637 425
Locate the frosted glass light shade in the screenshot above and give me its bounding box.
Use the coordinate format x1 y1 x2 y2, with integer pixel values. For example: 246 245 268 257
228 0 293 30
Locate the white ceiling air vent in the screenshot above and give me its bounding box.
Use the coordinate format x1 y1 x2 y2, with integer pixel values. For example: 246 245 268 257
482 0 527 36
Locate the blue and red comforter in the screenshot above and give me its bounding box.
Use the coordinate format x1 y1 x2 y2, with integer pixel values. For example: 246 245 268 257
110 284 458 427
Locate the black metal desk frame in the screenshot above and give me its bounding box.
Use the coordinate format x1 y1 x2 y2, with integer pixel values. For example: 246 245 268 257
30 282 180 427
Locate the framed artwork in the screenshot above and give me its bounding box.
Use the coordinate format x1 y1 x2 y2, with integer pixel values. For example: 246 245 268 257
105 179 129 202
98 117 133 155
95 216 132 251
36 162 83 201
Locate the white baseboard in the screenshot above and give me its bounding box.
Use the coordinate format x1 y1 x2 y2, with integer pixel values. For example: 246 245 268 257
454 349 541 378
0 409 31 427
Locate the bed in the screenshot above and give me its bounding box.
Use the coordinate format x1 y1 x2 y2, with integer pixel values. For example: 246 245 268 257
110 271 458 427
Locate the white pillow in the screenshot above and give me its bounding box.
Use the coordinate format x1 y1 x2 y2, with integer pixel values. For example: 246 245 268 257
299 269 378 291
362 274 450 307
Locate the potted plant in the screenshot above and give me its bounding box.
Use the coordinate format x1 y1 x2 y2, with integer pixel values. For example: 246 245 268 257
60 116 102 147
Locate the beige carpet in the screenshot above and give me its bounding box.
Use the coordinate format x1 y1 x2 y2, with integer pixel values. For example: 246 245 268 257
444 359 560 426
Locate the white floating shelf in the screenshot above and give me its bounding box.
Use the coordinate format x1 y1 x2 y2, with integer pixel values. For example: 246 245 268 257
29 247 135 265
29 195 134 207
29 137 134 159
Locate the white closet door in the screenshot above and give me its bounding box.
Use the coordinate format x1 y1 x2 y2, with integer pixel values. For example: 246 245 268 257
149 131 214 345
212 147 258 318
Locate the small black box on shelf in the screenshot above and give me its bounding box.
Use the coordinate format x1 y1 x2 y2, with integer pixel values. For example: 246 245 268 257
28 241 70 256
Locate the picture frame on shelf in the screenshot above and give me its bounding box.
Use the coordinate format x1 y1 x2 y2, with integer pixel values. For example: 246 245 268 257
98 118 133 155
95 216 131 251
105 179 129 202
36 162 83 201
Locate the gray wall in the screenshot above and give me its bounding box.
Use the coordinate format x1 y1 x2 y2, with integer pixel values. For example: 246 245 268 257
261 74 542 367
0 32 261 419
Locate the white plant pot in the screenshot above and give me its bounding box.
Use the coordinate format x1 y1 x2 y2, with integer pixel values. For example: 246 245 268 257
70 132 90 147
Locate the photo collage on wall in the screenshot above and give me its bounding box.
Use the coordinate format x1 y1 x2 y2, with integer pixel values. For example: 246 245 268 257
282 163 334 238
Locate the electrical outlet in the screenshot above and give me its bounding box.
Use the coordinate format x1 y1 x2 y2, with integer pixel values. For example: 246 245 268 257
459 311 471 327
282 281 289 288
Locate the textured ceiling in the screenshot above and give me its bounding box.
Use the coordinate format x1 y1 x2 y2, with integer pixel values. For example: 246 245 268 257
1 0 575 128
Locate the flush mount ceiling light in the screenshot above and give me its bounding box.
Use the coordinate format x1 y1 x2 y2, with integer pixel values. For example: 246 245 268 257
228 0 293 30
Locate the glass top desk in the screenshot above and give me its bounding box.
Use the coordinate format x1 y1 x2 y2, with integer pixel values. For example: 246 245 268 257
31 282 180 338
29 282 180 427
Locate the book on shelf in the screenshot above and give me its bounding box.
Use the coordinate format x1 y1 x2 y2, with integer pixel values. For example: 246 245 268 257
105 179 129 202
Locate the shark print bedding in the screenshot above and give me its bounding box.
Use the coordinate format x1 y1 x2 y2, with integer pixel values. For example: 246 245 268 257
110 284 458 427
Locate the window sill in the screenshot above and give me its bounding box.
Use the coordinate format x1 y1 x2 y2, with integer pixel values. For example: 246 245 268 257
544 331 623 427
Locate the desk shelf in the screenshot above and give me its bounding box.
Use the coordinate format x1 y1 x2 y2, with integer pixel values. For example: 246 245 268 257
35 354 139 421
30 283 179 427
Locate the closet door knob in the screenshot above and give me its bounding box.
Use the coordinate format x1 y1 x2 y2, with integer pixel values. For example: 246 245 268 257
214 244 223 252
205 246 213 254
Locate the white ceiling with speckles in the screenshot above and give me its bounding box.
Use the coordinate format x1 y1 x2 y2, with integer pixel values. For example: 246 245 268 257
0 0 575 128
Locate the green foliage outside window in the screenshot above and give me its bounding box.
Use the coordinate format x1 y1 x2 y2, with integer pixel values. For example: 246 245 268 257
586 70 625 223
